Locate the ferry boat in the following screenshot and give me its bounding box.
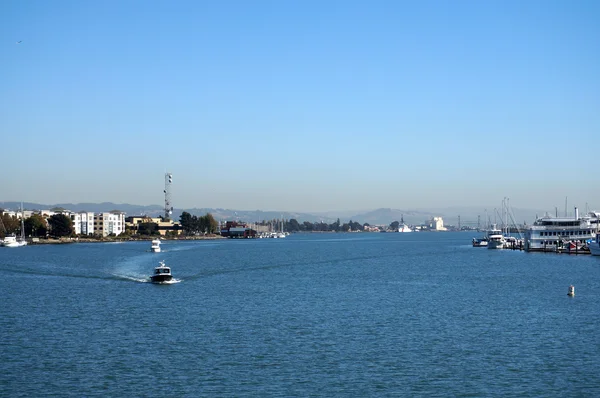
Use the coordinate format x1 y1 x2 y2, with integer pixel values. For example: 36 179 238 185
151 238 161 253
150 260 173 283
524 208 597 252
487 224 505 249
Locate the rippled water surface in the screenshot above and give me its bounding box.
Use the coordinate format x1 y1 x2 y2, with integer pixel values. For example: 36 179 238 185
2 232 600 396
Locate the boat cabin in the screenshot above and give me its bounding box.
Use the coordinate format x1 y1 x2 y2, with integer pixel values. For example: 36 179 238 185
154 267 171 275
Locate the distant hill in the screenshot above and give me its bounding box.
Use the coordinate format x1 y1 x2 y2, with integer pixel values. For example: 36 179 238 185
0 202 335 223
0 201 549 226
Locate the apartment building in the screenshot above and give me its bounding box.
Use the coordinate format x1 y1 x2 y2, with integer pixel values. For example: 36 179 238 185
71 212 95 235
94 212 126 236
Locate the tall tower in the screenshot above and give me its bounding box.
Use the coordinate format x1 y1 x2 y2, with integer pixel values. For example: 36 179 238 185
164 172 173 220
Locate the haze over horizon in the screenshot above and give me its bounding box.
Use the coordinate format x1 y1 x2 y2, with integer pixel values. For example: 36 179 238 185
2 1 598 213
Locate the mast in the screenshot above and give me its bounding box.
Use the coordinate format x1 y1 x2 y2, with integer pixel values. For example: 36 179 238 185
20 202 25 239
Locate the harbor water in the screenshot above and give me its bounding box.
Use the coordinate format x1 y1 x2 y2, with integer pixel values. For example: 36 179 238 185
1 232 600 396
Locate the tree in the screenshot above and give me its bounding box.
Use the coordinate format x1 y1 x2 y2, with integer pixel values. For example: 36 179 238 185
205 213 219 234
138 222 159 236
25 214 47 237
197 213 219 234
287 219 301 232
1 213 18 239
390 221 400 230
179 211 194 235
48 214 75 237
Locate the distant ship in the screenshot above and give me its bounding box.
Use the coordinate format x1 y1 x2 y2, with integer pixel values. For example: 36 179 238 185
397 215 412 232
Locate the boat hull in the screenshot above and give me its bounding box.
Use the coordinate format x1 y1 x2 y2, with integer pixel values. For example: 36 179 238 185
589 244 600 256
488 240 505 249
150 275 173 283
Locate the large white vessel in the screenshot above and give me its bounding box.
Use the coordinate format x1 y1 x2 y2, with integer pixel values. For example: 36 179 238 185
524 208 597 252
397 215 412 233
487 224 505 249
398 224 412 233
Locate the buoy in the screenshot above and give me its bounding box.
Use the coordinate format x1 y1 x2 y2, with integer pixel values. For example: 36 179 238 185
567 285 575 297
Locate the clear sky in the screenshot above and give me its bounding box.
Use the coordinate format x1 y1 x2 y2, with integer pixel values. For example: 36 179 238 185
1 0 599 213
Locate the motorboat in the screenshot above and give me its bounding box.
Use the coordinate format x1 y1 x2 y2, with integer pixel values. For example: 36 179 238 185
487 224 505 249
151 238 161 253
150 260 173 283
472 237 488 247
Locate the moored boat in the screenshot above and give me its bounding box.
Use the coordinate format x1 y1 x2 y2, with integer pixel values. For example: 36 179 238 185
524 208 597 252
150 260 173 283
1 235 24 248
472 237 488 247
587 235 600 256
487 224 505 249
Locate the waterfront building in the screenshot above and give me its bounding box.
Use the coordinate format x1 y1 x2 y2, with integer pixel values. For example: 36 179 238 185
71 212 95 235
125 216 181 236
94 211 126 237
431 217 447 231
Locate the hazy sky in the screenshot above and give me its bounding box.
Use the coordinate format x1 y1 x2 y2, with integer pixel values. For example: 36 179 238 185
1 0 599 213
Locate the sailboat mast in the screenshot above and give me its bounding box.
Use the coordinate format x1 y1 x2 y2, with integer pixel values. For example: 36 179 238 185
21 203 25 239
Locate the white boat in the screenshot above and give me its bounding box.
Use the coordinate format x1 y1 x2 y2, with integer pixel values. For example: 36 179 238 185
1 205 27 248
487 224 505 249
151 238 161 253
1 235 25 248
588 235 600 256
524 208 597 252
472 237 488 247
150 260 173 283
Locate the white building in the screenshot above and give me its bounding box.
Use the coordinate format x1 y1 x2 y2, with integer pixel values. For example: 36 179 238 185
71 212 95 235
431 217 447 231
94 212 126 237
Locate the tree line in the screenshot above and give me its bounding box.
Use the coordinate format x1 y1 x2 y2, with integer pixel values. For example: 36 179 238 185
0 212 71 239
259 218 368 232
179 212 219 235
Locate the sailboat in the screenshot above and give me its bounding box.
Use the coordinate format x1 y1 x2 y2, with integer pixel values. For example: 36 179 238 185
1 204 27 247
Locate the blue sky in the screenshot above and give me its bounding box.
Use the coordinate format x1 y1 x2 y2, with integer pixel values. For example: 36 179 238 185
1 0 599 213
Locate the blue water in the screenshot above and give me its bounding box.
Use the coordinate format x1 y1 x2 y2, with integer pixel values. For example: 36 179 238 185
1 232 599 396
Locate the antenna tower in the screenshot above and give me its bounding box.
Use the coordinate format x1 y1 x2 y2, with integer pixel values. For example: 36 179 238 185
164 172 173 220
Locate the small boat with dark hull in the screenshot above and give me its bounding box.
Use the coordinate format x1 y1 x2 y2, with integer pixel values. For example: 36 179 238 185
150 260 173 284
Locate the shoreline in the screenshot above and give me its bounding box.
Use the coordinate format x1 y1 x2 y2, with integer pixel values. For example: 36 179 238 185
28 235 225 244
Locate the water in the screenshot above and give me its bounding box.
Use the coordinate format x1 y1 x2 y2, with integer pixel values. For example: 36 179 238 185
1 232 599 396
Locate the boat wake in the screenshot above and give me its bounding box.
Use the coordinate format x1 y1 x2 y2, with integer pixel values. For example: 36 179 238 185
111 273 152 283
151 278 182 285
111 274 182 284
